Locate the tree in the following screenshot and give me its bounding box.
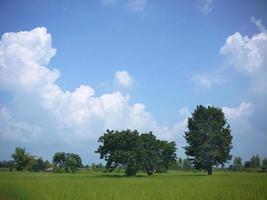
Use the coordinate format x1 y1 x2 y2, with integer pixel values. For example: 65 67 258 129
232 157 243 171
53 152 82 172
65 153 82 173
96 129 177 176
53 152 66 168
11 147 31 171
184 105 233 175
250 155 261 169
244 161 251 169
96 129 142 176
262 158 267 172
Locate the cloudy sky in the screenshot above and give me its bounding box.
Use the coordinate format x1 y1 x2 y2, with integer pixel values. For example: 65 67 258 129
0 0 266 164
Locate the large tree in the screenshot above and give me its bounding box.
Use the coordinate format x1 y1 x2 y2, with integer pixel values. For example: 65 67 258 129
96 129 176 176
184 105 232 175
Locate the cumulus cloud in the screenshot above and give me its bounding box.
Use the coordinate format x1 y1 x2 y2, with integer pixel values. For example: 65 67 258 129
197 0 214 14
0 27 186 160
114 70 134 88
220 17 267 96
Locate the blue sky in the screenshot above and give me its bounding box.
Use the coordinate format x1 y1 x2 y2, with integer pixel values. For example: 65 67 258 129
0 0 266 164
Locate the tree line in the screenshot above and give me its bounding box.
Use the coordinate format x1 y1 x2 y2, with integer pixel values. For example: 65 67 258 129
231 155 267 172
0 105 266 176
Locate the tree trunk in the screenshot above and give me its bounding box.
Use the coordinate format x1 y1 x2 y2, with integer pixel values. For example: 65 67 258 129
208 166 212 175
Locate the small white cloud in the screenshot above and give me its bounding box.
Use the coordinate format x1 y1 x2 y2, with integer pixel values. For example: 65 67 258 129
114 70 134 88
127 0 146 13
222 102 254 120
251 16 267 33
101 0 146 13
192 73 221 89
197 0 214 14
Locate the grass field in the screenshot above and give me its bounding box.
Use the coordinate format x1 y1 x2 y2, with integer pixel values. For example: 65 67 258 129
0 171 267 200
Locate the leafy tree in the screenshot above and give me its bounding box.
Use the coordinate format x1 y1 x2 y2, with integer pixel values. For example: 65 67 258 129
184 105 233 175
11 147 31 171
53 152 82 172
65 153 82 173
96 129 142 176
250 155 261 169
96 129 176 176
232 157 243 171
53 152 66 168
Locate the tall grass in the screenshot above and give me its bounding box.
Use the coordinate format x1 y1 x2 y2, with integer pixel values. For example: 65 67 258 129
0 171 266 200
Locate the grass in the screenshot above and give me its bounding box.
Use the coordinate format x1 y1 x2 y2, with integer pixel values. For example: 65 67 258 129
0 171 267 200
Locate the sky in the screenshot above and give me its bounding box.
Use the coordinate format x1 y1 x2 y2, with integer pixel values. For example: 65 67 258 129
0 0 266 164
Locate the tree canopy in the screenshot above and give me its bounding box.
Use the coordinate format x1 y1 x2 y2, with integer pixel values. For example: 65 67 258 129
53 152 82 173
96 129 176 176
184 105 233 175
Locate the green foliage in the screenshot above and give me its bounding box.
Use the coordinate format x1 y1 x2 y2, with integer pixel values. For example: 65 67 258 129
232 157 243 171
184 105 233 175
96 129 176 176
262 158 267 172
53 152 82 173
11 147 31 171
250 154 261 169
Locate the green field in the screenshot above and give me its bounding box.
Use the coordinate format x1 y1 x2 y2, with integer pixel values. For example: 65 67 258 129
0 171 267 200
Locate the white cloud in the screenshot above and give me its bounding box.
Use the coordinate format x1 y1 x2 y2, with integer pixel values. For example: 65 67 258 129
0 27 59 91
220 17 267 95
197 0 214 14
101 0 146 13
127 0 146 13
0 27 181 147
251 16 267 33
222 102 254 120
0 107 41 143
114 70 134 88
192 73 222 89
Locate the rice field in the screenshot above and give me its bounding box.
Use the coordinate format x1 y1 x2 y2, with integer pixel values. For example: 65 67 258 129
0 171 266 200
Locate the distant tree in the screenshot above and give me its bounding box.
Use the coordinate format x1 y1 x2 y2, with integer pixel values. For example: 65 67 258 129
53 152 66 168
244 161 251 169
250 155 261 169
262 158 267 172
29 157 50 172
0 160 14 171
53 152 82 172
11 147 31 171
96 129 176 176
65 153 82 172
182 158 193 171
232 157 243 171
184 105 233 175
